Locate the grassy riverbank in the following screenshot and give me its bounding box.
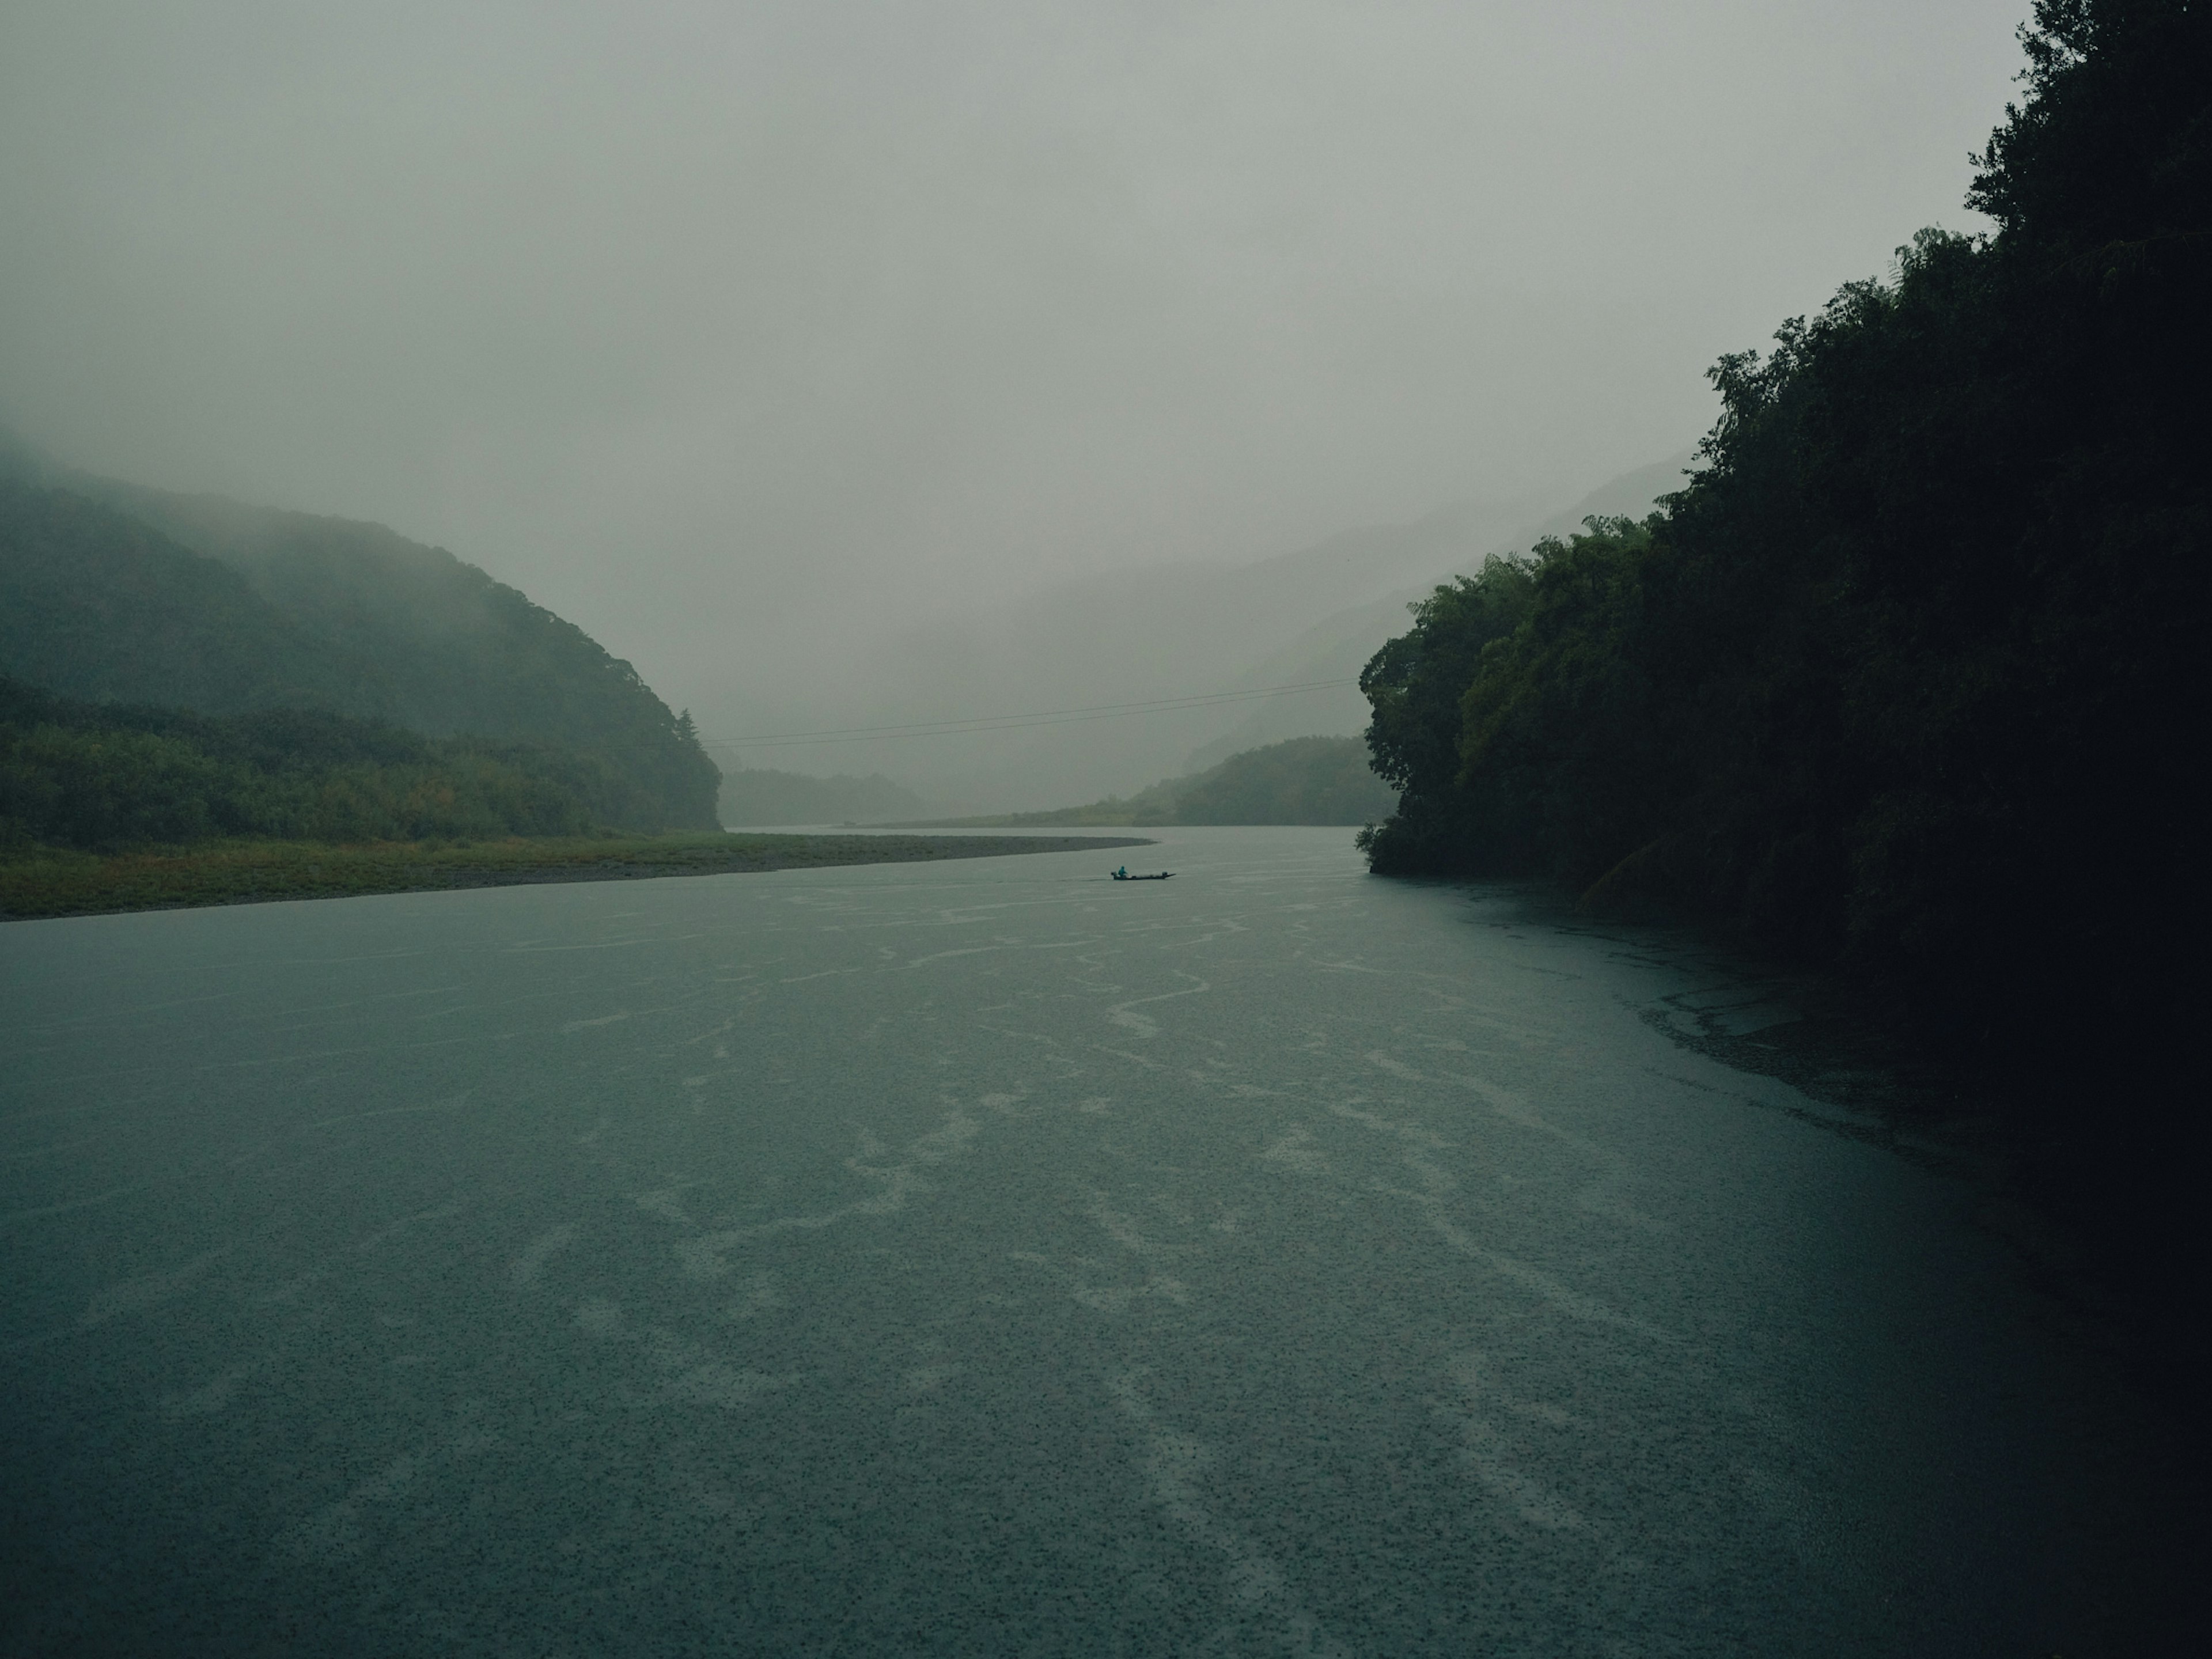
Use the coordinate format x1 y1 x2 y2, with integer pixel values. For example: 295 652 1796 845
0 830 1152 921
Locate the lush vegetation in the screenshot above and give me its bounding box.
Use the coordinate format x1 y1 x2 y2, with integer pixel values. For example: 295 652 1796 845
718 767 927 825
1360 0 2208 1116
1174 736 1397 825
0 471 721 830
916 736 1395 827
0 676 691 850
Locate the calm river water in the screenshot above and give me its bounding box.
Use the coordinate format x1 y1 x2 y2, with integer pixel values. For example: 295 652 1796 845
0 827 2186 1655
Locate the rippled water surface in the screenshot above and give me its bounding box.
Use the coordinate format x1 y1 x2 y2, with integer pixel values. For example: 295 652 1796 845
0 828 2184 1654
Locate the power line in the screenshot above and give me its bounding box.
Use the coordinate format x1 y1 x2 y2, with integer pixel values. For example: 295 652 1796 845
697 677 1361 750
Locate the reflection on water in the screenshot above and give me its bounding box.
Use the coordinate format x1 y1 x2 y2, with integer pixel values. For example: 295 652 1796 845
0 827 2187 1654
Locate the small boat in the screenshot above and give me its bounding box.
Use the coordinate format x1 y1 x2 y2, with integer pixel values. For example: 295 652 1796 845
1111 869 1174 881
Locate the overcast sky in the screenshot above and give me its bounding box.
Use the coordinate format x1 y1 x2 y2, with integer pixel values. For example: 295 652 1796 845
2 0 2031 726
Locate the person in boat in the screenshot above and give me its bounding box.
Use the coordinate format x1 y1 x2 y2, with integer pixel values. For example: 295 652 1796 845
1116 865 1127 878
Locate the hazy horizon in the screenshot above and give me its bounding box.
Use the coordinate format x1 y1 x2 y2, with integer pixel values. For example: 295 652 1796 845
1 0 2032 802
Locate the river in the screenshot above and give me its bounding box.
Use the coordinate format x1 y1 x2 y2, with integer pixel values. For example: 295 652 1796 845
0 826 2186 1654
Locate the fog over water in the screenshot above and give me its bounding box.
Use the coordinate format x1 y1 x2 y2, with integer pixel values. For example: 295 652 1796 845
1 1 2028 800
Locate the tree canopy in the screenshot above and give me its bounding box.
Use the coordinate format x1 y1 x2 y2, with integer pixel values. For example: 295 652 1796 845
0 475 721 831
0 675 673 850
1357 0 2210 1100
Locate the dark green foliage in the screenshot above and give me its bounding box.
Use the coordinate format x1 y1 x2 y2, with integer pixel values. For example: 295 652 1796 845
1173 736 1396 825
0 484 329 712
1355 558 1535 871
1358 0 2211 1093
0 475 721 830
0 675 638 850
1067 735 1396 825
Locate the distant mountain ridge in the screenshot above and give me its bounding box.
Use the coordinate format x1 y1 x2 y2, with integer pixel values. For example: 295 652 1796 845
905 735 1394 828
0 432 720 831
1177 454 1696 771
786 453 1696 812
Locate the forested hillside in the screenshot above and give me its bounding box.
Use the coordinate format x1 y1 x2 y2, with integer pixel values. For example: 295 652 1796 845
1173 736 1395 825
0 676 643 848
0 462 720 831
0 484 329 712
1359 0 2207 1116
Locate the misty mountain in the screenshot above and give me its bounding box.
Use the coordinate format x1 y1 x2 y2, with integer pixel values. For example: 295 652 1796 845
719 768 926 826
0 483 334 715
763 455 1691 813
0 438 720 831
1173 736 1396 826
806 499 1523 801
1180 454 1696 772
913 736 1394 828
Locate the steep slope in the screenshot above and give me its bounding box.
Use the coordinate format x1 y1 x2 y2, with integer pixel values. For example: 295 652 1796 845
0 484 329 713
0 447 720 830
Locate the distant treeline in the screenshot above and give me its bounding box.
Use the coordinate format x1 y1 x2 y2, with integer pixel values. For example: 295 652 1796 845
0 468 721 831
932 736 1395 827
1360 0 2207 1099
1174 736 1395 825
1 676 659 850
